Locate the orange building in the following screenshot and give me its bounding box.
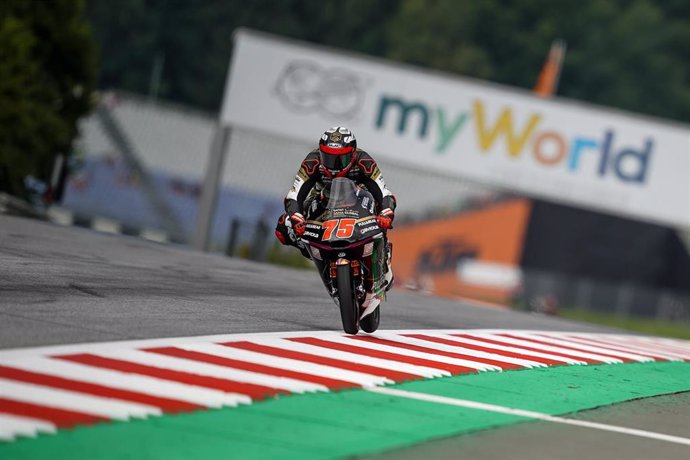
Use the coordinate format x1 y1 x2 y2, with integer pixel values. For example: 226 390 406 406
389 199 532 305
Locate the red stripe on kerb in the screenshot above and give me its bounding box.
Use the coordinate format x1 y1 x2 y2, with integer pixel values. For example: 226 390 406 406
454 334 599 364
0 398 107 428
290 337 477 375
54 354 288 401
0 365 201 414
220 341 420 382
499 334 632 363
144 347 357 391
348 336 523 370
409 334 563 366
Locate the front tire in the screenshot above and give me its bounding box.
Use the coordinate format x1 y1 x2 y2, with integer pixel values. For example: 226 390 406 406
336 263 358 334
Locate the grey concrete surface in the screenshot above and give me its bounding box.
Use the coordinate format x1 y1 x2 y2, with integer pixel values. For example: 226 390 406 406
367 392 690 460
1 214 615 349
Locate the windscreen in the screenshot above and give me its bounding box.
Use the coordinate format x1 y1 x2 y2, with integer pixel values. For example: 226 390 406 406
324 178 359 209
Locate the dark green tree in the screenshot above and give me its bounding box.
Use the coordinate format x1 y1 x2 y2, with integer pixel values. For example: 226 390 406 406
85 0 690 123
86 0 400 111
386 0 690 123
0 0 97 198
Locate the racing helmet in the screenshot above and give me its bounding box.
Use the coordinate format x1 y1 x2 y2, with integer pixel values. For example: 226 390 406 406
318 127 357 177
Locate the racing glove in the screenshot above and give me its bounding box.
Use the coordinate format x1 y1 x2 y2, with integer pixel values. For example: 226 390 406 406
289 212 306 237
376 208 394 230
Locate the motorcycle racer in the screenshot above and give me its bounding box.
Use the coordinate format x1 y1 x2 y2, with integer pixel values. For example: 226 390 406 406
276 126 396 290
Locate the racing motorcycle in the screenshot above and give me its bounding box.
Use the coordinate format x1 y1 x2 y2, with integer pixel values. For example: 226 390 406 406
298 177 389 334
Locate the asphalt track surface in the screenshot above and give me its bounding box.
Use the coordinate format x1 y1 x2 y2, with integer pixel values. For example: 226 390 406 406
2 213 688 460
0 214 614 349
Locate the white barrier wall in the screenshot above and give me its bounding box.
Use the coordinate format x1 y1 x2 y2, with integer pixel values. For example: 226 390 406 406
221 30 690 228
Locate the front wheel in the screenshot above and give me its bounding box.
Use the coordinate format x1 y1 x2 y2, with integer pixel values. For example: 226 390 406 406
336 263 358 334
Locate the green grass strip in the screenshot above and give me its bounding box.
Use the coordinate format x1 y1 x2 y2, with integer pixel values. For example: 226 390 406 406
2 362 690 460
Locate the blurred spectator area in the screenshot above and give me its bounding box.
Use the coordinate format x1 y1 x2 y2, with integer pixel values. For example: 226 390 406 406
62 155 282 250
64 92 284 250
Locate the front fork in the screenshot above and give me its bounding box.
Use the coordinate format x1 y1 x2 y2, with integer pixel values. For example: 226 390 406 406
330 259 359 278
329 259 363 300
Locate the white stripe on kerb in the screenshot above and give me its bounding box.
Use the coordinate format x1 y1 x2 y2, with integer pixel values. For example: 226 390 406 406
371 333 547 368
576 335 687 361
99 350 327 394
652 337 690 350
622 336 690 359
367 387 690 447
651 336 690 347
0 378 161 421
475 334 624 364
433 334 586 365
319 335 502 372
254 338 450 379
0 414 56 441
3 357 246 408
557 335 672 361
181 343 393 387
516 333 655 362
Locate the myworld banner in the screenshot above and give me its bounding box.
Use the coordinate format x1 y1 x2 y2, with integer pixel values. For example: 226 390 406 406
220 29 690 228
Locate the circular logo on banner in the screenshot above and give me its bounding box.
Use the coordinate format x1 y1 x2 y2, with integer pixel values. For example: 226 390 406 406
274 60 365 119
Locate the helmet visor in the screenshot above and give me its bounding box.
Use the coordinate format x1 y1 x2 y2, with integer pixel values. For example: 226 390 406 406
320 146 353 172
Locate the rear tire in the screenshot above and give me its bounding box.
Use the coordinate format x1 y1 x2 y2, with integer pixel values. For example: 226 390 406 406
360 306 380 333
336 263 358 334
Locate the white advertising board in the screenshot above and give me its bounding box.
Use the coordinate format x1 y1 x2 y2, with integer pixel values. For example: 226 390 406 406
221 30 690 228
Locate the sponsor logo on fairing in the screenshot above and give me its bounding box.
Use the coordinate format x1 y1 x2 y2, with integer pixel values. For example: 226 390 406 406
331 209 360 218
